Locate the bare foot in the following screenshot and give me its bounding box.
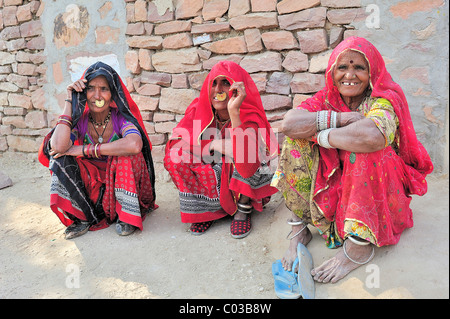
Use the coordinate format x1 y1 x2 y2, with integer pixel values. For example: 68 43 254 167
281 214 312 271
311 239 374 283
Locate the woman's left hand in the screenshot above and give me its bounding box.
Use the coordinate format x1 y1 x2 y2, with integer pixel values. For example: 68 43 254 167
227 82 246 114
49 144 82 159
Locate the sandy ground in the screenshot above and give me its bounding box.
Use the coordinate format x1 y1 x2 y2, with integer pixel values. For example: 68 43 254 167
0 151 448 300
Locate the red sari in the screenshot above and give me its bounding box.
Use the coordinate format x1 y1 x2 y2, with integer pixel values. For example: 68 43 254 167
272 37 433 247
164 61 278 223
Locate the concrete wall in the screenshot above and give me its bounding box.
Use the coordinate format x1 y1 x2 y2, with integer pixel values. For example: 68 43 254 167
0 0 448 175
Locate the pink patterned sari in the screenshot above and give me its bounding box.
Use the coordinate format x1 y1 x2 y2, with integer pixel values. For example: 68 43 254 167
272 37 433 248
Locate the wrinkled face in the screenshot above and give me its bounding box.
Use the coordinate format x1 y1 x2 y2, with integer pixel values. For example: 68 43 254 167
86 75 112 112
209 76 231 112
333 50 370 99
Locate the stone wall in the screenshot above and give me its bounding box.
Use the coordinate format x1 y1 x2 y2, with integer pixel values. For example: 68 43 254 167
0 0 448 174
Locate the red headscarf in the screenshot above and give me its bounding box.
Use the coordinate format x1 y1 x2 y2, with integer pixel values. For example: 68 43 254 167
171 60 278 161
299 36 433 195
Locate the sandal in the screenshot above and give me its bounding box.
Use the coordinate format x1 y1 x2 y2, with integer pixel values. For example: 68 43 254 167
116 219 137 236
230 214 252 239
190 221 213 235
64 220 90 240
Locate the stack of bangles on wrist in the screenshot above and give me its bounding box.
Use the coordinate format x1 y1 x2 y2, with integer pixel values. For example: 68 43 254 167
82 143 103 159
56 115 72 128
314 110 341 149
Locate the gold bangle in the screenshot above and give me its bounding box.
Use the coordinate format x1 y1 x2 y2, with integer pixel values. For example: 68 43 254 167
94 143 99 158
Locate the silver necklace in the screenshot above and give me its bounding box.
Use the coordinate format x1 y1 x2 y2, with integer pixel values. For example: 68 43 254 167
89 111 111 143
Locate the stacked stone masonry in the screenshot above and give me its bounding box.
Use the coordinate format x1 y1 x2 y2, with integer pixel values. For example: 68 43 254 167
2 0 442 169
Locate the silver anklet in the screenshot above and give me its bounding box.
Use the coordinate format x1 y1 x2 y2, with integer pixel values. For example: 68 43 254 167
237 202 252 210
287 218 304 226
343 239 375 265
347 235 370 246
286 224 307 240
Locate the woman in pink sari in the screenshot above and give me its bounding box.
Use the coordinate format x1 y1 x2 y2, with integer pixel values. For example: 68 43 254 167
271 37 433 284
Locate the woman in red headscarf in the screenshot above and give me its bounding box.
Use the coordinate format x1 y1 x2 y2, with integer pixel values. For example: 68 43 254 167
39 62 157 239
271 37 433 284
164 61 278 238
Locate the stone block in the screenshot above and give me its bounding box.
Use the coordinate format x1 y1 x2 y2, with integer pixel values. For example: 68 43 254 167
134 0 147 22
175 0 203 19
140 71 171 86
282 50 309 73
127 36 163 49
16 3 32 22
159 88 199 114
261 30 298 51
321 0 361 8
25 111 47 129
154 20 191 35
277 0 321 14
240 51 282 73
163 33 193 49
8 93 32 109
261 94 292 111
125 50 141 74
297 29 328 53
278 7 327 30
155 121 177 134
131 94 159 111
251 0 277 12
2 6 18 27
19 20 42 37
152 48 202 73
202 54 244 70
136 83 161 96
191 22 230 34
229 0 250 18
229 12 278 31
6 135 38 152
201 36 247 54
244 28 263 52
266 72 292 95
138 48 154 71
126 22 145 35
202 0 229 21
290 73 325 94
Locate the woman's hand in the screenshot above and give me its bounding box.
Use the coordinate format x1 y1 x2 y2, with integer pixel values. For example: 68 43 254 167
340 112 365 127
66 78 87 99
227 82 246 114
227 82 246 128
49 144 82 159
209 138 234 159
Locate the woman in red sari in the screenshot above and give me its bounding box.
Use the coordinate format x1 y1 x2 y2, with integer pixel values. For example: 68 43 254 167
164 61 278 238
39 62 157 239
272 37 433 284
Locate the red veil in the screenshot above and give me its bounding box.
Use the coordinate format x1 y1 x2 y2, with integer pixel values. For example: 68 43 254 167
171 60 278 162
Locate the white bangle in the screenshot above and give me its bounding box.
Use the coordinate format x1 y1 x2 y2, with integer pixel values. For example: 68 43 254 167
317 128 334 149
316 110 328 132
347 235 371 246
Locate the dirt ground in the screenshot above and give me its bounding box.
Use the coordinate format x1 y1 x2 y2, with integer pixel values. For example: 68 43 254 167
0 151 448 299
